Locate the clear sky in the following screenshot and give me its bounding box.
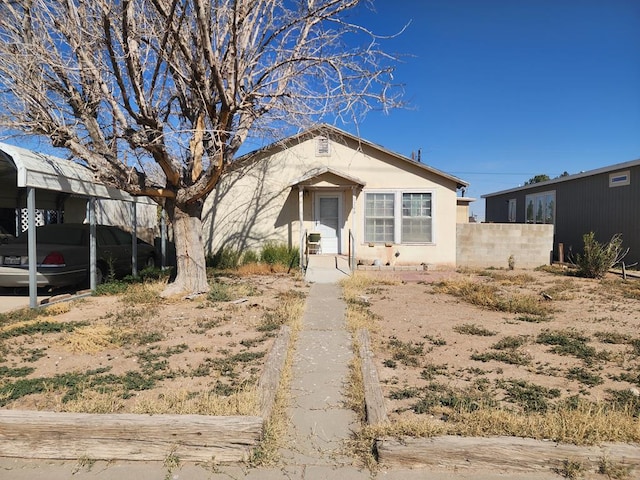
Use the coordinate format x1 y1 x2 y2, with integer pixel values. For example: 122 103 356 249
346 0 640 220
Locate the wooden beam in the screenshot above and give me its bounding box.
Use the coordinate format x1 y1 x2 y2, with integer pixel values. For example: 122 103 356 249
0 411 262 462
377 436 640 472
358 329 388 425
257 325 291 419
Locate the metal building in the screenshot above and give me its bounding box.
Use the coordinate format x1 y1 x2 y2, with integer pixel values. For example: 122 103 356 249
483 159 640 265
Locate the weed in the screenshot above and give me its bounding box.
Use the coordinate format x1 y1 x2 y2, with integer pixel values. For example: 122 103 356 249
491 335 530 350
471 350 531 366
554 459 585 479
598 456 633 480
537 330 609 365
595 331 632 344
574 232 627 279
453 323 496 336
567 367 603 387
387 338 424 366
389 387 420 400
423 334 447 346
0 320 88 339
515 313 551 323
383 359 397 368
420 363 448 380
498 379 561 413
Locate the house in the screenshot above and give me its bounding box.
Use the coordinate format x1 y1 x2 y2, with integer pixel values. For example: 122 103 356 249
483 159 640 265
202 125 469 268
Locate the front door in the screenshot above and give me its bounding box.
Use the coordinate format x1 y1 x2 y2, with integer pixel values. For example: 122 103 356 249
315 194 341 254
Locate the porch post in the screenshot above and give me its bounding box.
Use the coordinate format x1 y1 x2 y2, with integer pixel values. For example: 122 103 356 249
298 186 304 268
351 186 357 263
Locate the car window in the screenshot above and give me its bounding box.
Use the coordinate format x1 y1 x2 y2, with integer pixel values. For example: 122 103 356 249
16 226 85 245
97 228 119 246
110 228 132 246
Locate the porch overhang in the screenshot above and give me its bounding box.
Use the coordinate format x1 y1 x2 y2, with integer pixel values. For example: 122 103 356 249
289 166 366 190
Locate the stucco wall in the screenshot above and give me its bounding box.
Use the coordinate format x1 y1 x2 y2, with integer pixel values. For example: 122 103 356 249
457 223 554 269
203 133 461 267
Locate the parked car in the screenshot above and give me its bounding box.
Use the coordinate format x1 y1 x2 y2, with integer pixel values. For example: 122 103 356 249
0 223 157 288
0 225 13 244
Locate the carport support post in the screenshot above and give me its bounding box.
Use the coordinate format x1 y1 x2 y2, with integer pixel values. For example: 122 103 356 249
131 201 138 277
27 187 37 308
89 198 97 291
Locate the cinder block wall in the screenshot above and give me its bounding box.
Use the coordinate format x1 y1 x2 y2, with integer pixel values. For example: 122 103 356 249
457 223 554 269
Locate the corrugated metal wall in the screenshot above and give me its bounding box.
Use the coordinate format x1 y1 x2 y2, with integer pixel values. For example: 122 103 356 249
485 165 640 265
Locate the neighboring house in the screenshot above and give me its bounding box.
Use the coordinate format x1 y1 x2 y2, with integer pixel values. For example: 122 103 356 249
203 125 469 268
483 159 640 265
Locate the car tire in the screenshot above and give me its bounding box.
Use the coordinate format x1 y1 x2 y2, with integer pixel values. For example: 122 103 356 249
144 255 157 269
95 263 107 286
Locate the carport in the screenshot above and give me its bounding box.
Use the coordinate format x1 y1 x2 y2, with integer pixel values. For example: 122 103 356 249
0 142 161 308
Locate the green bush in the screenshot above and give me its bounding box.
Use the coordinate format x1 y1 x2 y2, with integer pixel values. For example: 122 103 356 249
260 242 299 268
207 247 241 269
575 232 628 279
241 250 260 265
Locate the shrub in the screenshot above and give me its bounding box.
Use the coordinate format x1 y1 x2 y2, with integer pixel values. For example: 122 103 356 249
241 250 260 265
574 232 628 279
260 242 299 268
207 247 241 269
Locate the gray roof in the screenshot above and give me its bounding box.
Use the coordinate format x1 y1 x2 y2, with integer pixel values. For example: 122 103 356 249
482 158 640 198
0 142 153 203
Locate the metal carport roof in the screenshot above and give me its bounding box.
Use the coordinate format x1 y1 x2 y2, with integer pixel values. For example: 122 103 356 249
0 142 157 308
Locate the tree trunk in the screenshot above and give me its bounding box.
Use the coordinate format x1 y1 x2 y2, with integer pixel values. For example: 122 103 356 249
161 200 210 298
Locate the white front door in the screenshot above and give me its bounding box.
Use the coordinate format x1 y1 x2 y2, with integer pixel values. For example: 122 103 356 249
315 194 341 254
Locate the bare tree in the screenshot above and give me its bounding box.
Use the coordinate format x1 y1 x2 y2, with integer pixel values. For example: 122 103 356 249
0 0 401 296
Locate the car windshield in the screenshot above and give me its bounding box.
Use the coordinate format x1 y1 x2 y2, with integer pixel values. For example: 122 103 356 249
16 226 85 246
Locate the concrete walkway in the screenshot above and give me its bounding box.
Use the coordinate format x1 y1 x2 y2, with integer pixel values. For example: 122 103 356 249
0 258 560 479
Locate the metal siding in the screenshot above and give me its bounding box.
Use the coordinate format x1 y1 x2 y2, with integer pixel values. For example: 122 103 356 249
486 165 640 264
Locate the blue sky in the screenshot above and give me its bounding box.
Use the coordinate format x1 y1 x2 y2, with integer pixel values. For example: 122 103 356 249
347 0 640 220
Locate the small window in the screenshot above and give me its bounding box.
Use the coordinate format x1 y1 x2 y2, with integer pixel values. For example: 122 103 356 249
609 170 630 187
315 136 330 156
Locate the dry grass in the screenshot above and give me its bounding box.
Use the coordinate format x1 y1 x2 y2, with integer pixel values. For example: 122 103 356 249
132 387 259 416
342 269 640 458
58 325 119 353
434 277 552 317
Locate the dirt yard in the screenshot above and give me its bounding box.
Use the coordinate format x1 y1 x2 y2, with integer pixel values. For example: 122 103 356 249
353 267 640 424
0 273 307 415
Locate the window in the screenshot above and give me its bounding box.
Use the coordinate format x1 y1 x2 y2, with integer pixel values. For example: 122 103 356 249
508 199 517 222
365 193 394 243
315 136 330 156
525 191 555 224
402 193 432 243
365 191 434 244
609 170 630 187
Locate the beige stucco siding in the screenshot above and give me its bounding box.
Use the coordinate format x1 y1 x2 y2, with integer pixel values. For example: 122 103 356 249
202 134 460 267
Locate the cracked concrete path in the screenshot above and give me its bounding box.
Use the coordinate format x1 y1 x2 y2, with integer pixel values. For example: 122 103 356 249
280 282 358 468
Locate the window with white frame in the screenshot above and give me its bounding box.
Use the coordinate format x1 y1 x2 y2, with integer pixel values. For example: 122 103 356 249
402 193 432 242
365 191 433 244
525 191 555 224
365 193 394 243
